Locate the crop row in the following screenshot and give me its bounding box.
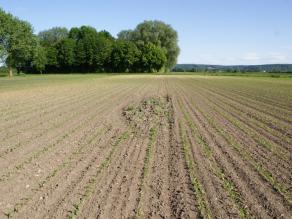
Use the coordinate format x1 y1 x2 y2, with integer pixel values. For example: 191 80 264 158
68 130 130 219
135 126 158 218
4 125 110 218
178 100 249 218
0 83 143 182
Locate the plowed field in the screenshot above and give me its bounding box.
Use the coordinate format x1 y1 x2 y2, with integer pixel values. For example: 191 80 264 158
0 75 291 219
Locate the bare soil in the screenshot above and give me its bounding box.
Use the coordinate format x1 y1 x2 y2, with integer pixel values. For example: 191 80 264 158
0 75 291 219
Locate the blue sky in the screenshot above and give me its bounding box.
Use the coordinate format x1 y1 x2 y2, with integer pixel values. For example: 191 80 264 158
1 0 291 65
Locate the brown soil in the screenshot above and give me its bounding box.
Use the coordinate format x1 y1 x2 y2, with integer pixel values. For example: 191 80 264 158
0 75 291 219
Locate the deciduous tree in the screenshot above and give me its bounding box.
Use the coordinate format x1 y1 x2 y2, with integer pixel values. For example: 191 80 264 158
110 40 141 72
119 20 180 71
57 38 76 72
138 43 167 72
32 43 47 74
0 8 35 76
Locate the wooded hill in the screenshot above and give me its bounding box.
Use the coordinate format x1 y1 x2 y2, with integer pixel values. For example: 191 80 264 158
172 64 292 73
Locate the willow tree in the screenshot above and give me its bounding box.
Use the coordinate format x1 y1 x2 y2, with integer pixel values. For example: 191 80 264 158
118 20 180 71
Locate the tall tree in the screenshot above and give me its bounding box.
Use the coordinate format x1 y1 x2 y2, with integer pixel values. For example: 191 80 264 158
98 30 115 41
44 45 59 72
38 27 69 72
32 42 47 74
69 26 98 72
38 27 68 46
57 38 76 72
138 43 167 72
117 30 133 41
110 40 141 72
94 31 114 72
0 8 36 77
2 6 180 74
119 20 180 71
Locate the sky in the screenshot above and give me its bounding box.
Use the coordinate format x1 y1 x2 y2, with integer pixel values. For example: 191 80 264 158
1 0 292 65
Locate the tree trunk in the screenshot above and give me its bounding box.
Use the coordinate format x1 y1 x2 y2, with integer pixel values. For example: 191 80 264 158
9 66 13 77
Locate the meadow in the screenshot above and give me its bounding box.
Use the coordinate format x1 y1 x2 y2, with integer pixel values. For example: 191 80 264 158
0 74 291 218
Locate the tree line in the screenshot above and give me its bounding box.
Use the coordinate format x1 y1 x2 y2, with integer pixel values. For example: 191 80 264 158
172 64 292 73
0 8 179 76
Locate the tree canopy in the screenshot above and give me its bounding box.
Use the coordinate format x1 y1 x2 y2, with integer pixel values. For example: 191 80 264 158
118 20 180 71
0 8 36 76
139 43 167 73
1 8 180 75
110 40 141 73
38 27 69 46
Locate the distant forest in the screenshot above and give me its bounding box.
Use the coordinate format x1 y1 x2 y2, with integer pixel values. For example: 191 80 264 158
172 64 292 73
